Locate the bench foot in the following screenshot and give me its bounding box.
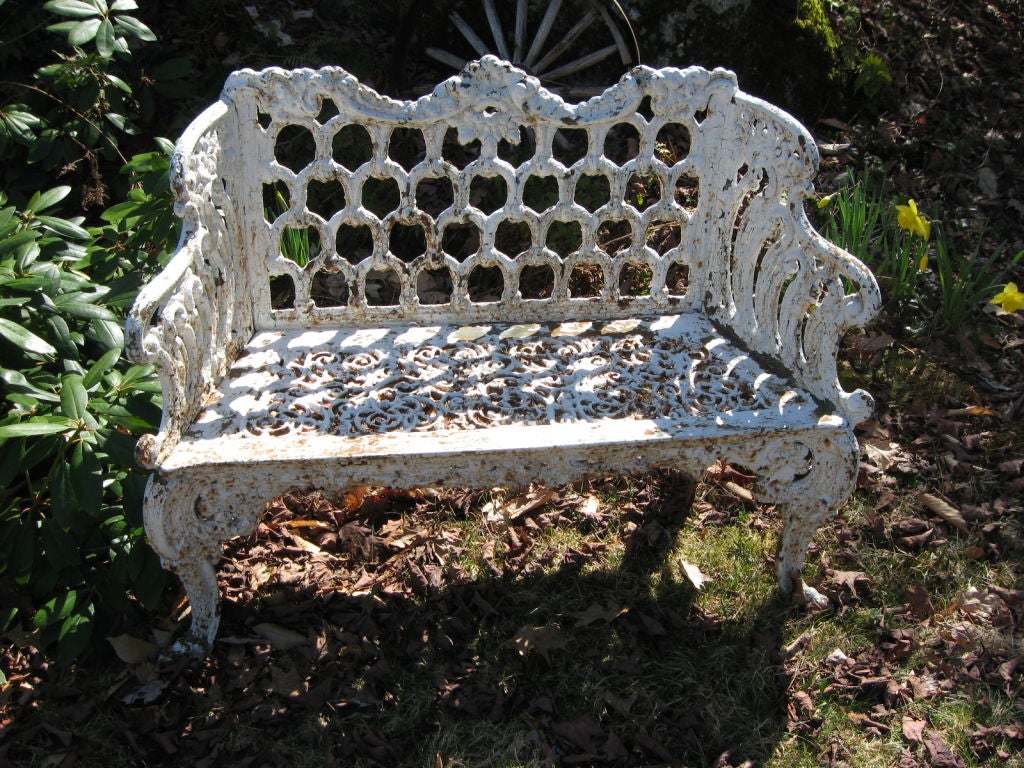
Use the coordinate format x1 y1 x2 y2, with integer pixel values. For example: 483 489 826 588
776 509 824 596
798 581 830 609
764 432 859 609
167 556 221 658
143 475 237 659
776 515 838 609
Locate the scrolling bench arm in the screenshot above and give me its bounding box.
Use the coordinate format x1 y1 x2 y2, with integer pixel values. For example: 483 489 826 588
125 102 253 469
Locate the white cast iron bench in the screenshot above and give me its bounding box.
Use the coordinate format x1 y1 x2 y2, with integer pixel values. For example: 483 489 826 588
127 56 880 656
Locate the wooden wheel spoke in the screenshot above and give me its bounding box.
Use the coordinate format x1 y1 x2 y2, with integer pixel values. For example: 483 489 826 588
418 1 638 95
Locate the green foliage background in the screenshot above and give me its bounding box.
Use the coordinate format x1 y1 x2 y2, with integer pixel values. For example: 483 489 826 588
0 0 186 666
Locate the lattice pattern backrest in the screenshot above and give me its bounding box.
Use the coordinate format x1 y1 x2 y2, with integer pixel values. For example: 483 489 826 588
222 56 819 329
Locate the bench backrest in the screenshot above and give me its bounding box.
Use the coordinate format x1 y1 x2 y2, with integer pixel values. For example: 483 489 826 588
218 56 828 334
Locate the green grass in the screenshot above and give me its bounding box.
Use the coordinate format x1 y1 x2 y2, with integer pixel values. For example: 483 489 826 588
766 489 1024 768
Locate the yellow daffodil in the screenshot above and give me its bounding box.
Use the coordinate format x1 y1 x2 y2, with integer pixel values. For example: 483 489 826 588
918 254 929 272
990 282 1024 313
895 199 931 240
817 195 833 209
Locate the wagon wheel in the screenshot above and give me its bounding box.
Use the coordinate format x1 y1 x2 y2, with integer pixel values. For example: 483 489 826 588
393 0 640 98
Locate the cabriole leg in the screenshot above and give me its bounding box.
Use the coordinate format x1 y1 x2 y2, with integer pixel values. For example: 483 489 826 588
776 501 835 608
751 431 859 607
142 474 239 658
168 553 221 657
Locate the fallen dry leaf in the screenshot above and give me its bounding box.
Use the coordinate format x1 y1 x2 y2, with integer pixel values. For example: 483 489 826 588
510 624 568 661
897 528 936 550
722 480 754 502
966 545 987 560
631 731 674 762
783 629 813 659
902 716 927 743
288 532 326 555
792 690 816 717
120 679 169 706
246 561 276 591
267 662 304 697
948 587 1007 623
945 405 998 417
578 495 601 519
106 634 158 665
863 439 911 472
848 711 890 733
551 714 603 753
918 492 969 533
892 518 931 537
826 648 849 665
681 560 710 590
602 689 638 716
970 724 1024 741
253 622 306 650
924 731 968 768
908 674 941 698
997 458 1024 476
38 752 75 768
573 602 628 627
827 568 870 595
283 518 331 530
991 586 1024 606
906 583 935 620
482 486 556 528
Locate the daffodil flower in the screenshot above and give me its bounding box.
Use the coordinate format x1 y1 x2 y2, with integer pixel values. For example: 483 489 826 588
990 282 1024 313
918 254 929 272
817 195 833 209
895 199 931 240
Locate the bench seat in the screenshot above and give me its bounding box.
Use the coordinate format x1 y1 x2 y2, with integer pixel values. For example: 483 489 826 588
165 313 832 475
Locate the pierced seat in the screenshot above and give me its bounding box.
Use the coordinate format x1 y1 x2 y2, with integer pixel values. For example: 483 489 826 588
166 313 831 473
165 313 831 475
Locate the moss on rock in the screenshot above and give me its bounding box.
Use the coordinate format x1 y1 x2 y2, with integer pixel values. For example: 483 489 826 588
626 0 849 120
796 0 844 84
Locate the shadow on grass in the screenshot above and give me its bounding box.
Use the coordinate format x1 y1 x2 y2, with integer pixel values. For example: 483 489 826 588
188 495 794 767
7 485 795 768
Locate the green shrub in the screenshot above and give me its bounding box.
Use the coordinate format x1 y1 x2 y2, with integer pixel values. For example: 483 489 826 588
0 0 183 665
0 176 175 664
0 0 190 204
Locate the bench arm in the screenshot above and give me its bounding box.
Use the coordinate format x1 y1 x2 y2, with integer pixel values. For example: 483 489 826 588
782 211 881 424
126 102 253 469
722 196 880 425
714 92 881 426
